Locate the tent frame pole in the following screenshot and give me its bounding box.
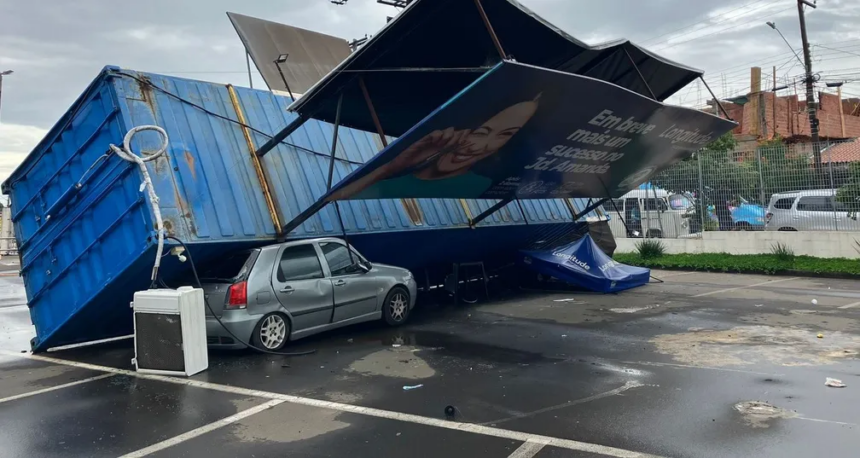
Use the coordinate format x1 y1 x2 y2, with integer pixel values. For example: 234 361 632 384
622 48 657 100
516 199 528 224
324 92 354 265
358 76 388 147
256 114 308 157
473 0 507 60
470 198 513 228
326 94 344 190
700 76 733 120
577 198 608 220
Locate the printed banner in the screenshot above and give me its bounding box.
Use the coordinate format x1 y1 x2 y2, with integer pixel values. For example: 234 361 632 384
325 61 736 201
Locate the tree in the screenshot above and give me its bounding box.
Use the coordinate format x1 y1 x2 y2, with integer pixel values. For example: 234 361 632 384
651 133 760 199
651 133 755 231
757 137 817 201
836 162 860 217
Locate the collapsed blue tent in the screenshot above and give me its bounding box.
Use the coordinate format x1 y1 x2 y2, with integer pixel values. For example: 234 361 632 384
520 235 650 293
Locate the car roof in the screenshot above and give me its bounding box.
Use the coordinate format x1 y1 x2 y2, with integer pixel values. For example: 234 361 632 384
260 237 347 252
771 189 837 199
621 189 670 198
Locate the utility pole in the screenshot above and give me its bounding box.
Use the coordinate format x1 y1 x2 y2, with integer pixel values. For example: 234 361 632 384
797 0 820 167
772 65 778 137
0 70 13 123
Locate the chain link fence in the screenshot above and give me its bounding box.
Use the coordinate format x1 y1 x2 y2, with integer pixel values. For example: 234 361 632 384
606 139 860 239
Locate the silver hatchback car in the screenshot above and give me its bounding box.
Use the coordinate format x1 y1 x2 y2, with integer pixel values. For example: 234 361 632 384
200 237 417 350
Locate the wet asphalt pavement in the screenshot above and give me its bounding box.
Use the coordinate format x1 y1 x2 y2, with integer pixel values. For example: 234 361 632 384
1 268 859 457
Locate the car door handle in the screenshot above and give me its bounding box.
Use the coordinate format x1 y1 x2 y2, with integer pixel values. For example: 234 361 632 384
280 286 294 293
333 279 346 286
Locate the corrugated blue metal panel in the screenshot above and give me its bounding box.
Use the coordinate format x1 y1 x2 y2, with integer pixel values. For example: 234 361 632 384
4 66 605 351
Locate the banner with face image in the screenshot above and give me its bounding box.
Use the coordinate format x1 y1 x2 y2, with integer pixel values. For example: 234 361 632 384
323 61 736 202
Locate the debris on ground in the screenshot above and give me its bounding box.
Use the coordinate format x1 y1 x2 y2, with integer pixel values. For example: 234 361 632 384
812 299 818 305
754 304 764 307
403 384 424 391
817 333 824 339
825 378 846 388
347 338 353 343
392 344 402 348
733 401 796 428
610 305 659 313
444 405 457 420
561 334 568 338
554 298 577 302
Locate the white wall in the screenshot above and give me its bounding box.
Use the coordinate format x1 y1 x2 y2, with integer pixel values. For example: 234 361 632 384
615 231 860 259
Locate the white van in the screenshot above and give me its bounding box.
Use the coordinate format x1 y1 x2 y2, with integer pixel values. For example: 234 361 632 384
765 189 860 231
603 189 693 238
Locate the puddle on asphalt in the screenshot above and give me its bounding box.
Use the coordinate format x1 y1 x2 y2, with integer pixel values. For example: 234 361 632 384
734 401 797 428
231 404 349 443
380 330 556 366
651 325 860 367
347 346 436 380
740 312 860 333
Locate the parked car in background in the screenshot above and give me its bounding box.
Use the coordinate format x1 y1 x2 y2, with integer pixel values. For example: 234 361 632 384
710 196 767 230
198 237 417 350
603 189 691 239
765 189 860 231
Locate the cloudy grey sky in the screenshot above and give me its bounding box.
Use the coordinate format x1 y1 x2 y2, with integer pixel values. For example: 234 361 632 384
1 0 859 183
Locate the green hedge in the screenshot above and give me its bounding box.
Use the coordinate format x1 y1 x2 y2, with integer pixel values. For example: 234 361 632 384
613 252 860 276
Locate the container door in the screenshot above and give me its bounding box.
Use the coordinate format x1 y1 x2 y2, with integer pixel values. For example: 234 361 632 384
318 241 380 323
271 244 334 331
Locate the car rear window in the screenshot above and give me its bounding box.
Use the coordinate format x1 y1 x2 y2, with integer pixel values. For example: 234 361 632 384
773 198 795 210
198 250 256 282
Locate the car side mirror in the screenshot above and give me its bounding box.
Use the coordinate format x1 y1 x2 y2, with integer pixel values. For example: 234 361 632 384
358 261 371 273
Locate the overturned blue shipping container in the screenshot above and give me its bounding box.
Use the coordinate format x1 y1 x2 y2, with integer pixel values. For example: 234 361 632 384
3 67 603 351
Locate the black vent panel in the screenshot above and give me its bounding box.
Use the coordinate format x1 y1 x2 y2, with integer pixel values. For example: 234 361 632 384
135 313 185 372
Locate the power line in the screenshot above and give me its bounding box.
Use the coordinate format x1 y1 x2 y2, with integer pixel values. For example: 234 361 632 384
815 45 860 59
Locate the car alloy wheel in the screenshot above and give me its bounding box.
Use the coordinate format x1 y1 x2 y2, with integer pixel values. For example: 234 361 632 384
389 292 408 322
259 314 287 349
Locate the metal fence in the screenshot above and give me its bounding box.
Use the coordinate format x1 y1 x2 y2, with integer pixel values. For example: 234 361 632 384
606 140 860 239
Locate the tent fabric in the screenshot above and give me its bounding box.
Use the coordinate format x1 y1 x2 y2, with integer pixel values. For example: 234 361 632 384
227 12 352 95
520 234 650 293
285 0 704 138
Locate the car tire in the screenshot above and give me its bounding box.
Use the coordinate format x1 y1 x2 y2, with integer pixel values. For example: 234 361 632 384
251 312 290 351
383 286 411 326
735 222 752 231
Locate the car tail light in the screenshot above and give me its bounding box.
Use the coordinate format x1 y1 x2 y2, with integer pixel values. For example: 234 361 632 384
227 281 247 309
765 212 773 222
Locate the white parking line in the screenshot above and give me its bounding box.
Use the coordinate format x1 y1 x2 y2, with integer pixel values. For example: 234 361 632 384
119 399 284 458
0 373 115 404
838 301 860 310
508 440 546 458
47 335 133 352
691 277 799 298
4 351 665 458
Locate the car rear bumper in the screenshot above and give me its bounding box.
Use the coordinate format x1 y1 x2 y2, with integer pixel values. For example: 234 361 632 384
206 309 259 350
